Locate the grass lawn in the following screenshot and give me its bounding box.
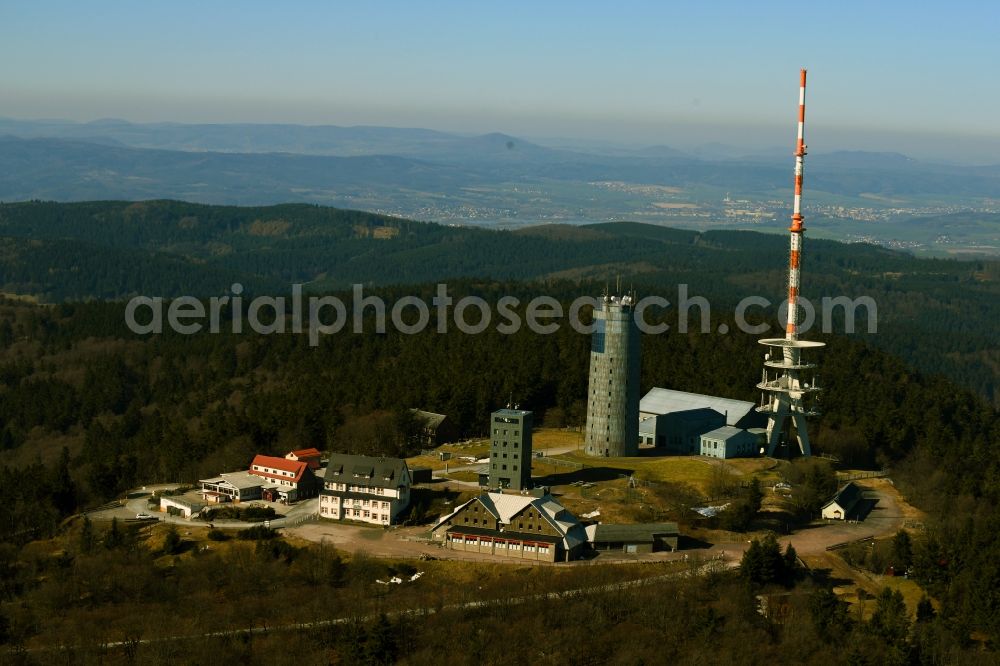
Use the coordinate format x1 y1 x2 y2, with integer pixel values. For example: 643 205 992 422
533 428 584 452
553 451 719 492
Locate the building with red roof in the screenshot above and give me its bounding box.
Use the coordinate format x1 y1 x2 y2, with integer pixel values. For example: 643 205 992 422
248 454 319 503
285 448 323 470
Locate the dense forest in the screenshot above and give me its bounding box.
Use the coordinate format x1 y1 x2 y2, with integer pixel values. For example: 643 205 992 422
0 201 998 655
0 200 997 404
0 520 987 664
0 281 998 651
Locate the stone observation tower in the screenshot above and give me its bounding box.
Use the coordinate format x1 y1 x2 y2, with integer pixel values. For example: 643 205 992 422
584 292 640 457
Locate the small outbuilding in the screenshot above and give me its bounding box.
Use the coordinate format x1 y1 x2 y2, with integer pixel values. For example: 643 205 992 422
585 522 679 553
821 482 863 520
159 496 205 519
410 466 433 484
700 426 758 459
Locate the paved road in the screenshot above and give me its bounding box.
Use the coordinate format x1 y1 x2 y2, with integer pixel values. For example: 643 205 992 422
87 477 906 567
286 479 906 566
86 487 320 531
433 443 582 488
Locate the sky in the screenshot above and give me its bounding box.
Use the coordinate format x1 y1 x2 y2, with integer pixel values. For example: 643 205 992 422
2 1 999 161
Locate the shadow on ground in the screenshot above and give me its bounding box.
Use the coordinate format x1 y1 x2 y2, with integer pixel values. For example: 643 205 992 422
534 466 634 487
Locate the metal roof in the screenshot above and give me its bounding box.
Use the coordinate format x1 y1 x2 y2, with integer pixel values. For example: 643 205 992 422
410 409 449 430
639 388 755 426
822 482 863 512
585 522 679 544
159 496 205 512
492 408 532 418
199 470 263 491
701 426 747 442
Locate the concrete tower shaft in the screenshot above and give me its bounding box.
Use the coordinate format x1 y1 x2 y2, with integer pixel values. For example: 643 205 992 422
584 295 640 457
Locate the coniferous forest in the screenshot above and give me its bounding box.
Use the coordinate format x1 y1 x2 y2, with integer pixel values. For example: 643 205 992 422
0 202 998 661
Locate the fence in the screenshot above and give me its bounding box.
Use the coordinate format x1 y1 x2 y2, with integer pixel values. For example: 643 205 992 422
541 457 586 470
837 470 889 481
280 514 319 528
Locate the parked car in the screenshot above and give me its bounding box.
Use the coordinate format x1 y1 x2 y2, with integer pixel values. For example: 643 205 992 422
136 512 154 520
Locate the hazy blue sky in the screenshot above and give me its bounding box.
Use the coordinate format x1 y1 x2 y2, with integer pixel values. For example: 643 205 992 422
2 1 998 159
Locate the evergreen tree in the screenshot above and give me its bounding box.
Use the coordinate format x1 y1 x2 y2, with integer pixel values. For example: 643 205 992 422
915 596 935 624
79 515 95 554
868 587 910 647
163 526 182 555
740 534 785 586
891 530 913 570
783 543 798 583
808 587 849 642
50 446 77 515
104 517 123 550
366 613 398 666
747 476 764 513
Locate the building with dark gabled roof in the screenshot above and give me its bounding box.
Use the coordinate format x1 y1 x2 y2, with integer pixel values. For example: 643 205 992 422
410 409 458 446
319 453 411 525
821 482 863 520
431 491 587 562
585 522 680 553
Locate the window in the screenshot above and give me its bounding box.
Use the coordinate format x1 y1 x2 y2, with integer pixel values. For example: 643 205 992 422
513 465 518 471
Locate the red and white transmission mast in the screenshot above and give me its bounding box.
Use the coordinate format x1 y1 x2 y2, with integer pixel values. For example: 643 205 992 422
757 69 824 457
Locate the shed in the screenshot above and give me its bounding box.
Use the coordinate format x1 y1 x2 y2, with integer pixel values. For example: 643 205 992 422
700 426 758 459
640 408 726 454
159 496 205 519
585 522 679 553
821 482 863 520
410 466 433 484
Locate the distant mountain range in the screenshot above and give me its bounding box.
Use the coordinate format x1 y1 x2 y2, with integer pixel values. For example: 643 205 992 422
1 117 999 257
